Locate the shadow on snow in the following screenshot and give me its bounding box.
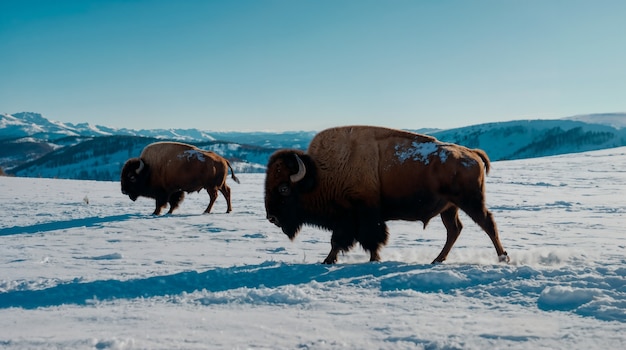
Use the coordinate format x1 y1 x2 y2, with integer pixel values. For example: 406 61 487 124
0 262 412 309
0 214 141 236
0 261 623 323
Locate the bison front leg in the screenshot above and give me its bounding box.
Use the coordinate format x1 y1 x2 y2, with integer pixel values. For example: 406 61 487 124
323 226 357 264
153 196 168 216
323 243 340 264
167 191 185 214
356 208 388 262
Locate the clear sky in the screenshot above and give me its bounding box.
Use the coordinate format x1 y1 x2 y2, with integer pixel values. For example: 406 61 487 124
1 0 625 132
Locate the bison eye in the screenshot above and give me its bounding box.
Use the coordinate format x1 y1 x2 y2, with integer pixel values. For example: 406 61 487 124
278 183 291 196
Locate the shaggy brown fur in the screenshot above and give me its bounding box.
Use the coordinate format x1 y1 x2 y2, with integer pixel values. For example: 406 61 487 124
265 126 508 264
121 142 239 215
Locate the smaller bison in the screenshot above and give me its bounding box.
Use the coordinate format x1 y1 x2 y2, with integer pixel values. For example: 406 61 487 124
121 142 240 215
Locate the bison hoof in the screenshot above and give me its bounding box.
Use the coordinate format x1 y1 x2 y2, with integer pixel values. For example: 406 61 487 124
369 254 381 262
499 253 510 263
322 258 337 264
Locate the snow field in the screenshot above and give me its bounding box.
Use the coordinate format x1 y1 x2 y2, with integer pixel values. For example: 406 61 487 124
1 147 625 349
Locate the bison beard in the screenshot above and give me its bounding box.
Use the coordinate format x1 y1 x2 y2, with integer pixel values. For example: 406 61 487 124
265 126 510 265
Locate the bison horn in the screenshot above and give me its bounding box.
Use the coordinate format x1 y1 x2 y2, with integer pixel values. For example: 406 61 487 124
136 159 145 174
290 154 306 183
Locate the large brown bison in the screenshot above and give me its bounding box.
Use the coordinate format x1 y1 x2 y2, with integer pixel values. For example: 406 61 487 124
265 126 509 264
121 142 240 215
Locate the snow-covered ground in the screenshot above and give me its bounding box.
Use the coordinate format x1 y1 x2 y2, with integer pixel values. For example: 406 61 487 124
1 147 625 349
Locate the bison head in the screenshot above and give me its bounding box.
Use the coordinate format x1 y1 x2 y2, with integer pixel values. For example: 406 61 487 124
120 158 150 201
264 150 317 240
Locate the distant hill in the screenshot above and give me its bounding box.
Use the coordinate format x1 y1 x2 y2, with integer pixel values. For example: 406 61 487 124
0 112 315 147
0 112 314 180
7 136 276 181
428 118 626 161
1 112 625 181
564 113 626 129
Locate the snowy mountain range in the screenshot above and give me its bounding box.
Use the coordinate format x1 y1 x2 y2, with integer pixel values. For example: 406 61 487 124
1 112 625 181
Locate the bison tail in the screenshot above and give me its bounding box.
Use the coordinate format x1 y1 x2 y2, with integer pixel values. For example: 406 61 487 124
227 161 241 184
473 149 491 174
232 174 241 184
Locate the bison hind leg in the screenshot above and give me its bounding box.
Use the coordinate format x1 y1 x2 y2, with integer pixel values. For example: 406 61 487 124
432 206 463 264
459 194 509 262
204 188 219 214
219 184 233 213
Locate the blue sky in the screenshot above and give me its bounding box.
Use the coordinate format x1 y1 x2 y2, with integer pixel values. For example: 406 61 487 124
1 0 625 132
